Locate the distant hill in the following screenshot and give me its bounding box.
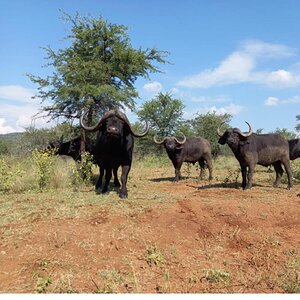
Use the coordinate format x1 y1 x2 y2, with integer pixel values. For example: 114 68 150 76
0 132 23 142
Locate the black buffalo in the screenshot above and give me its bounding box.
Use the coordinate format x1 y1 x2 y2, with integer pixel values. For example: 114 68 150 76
288 138 300 160
217 122 293 190
49 136 82 161
80 109 149 198
154 135 213 181
49 136 119 184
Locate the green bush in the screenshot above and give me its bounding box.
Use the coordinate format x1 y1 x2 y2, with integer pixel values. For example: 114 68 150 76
0 158 24 193
32 148 56 191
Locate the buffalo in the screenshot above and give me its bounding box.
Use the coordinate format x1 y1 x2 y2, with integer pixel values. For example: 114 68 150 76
154 135 213 181
49 136 119 184
217 122 293 190
80 109 149 198
288 138 300 160
49 136 82 161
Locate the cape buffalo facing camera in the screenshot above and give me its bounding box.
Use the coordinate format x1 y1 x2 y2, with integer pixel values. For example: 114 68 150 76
154 134 213 181
288 138 300 160
80 109 149 199
217 121 293 190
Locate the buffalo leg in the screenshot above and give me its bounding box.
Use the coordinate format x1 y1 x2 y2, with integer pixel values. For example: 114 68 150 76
240 165 247 189
119 165 131 198
198 158 205 180
113 166 120 187
102 166 112 194
246 165 254 189
203 154 213 180
174 162 182 181
95 165 104 192
273 161 283 187
281 159 293 189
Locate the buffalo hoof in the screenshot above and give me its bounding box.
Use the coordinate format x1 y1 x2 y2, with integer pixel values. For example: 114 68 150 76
119 190 128 199
101 187 109 194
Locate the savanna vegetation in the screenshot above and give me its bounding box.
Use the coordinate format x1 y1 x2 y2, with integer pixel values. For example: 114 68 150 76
1 11 300 294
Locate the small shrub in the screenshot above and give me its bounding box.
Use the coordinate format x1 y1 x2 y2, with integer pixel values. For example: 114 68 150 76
0 158 24 193
204 269 231 283
146 244 164 267
32 148 56 191
78 152 94 183
70 152 94 189
36 274 52 293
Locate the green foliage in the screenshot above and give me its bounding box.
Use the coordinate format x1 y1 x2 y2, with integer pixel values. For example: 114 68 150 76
70 152 94 188
295 115 300 133
138 92 185 136
190 111 232 156
0 158 24 193
136 92 185 155
32 148 56 191
204 269 231 283
27 11 169 121
0 140 10 155
36 274 52 293
146 244 164 266
273 127 296 140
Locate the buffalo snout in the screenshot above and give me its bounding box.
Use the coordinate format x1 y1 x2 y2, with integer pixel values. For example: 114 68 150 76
107 126 120 136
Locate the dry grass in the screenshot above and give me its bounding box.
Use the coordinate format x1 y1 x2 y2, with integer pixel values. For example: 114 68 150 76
0 154 300 293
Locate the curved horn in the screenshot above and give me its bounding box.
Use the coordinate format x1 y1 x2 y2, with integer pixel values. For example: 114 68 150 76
115 111 149 137
238 121 253 138
128 120 149 137
80 108 104 132
217 122 225 137
80 109 117 132
153 135 169 144
174 133 186 145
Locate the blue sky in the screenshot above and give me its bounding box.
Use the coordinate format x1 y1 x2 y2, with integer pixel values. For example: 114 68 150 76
1 0 300 134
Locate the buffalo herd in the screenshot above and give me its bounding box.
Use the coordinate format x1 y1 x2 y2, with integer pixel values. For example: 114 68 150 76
49 110 300 198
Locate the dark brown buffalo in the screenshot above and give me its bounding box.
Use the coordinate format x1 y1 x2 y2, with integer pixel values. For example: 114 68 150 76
288 138 300 160
217 121 293 190
154 135 213 181
80 109 149 198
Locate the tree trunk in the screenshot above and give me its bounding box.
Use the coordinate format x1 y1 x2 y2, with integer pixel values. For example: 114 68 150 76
80 128 86 162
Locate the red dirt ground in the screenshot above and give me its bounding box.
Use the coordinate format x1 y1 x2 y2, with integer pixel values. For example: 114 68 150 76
0 177 300 293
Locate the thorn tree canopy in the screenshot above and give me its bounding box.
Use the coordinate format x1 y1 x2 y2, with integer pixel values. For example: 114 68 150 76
137 92 185 136
27 12 169 122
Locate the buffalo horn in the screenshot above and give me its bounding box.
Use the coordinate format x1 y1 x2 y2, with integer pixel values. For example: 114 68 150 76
114 111 149 137
174 133 186 145
153 135 169 144
80 108 106 132
238 121 253 137
217 122 225 137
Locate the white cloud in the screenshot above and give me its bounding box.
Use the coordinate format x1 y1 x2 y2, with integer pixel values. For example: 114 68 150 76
265 97 279 106
0 118 16 134
194 103 244 116
265 95 300 106
177 40 299 88
0 84 54 133
0 85 37 103
143 81 163 94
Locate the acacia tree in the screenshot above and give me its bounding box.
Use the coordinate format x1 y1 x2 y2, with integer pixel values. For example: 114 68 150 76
296 115 300 134
28 12 168 151
191 111 232 156
138 92 185 136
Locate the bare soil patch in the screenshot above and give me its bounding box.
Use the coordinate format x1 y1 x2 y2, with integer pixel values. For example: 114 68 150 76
0 165 299 293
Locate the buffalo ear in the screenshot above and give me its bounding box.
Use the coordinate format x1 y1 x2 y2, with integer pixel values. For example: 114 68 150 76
175 145 184 150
